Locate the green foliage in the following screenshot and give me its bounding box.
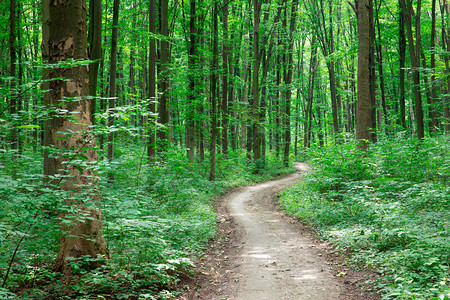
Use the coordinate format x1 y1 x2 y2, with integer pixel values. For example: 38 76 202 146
280 135 450 299
0 136 293 298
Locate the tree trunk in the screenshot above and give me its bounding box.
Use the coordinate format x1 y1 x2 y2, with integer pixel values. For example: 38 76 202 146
356 0 372 150
107 0 120 167
399 0 407 130
283 0 298 166
186 0 196 163
42 0 109 276
157 0 170 151
209 2 219 181
221 1 229 158
400 0 425 139
9 0 17 153
304 37 318 149
443 0 450 134
429 0 438 133
252 0 262 169
148 0 157 159
88 0 102 125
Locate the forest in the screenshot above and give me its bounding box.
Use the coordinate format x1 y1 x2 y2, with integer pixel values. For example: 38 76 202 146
0 0 449 298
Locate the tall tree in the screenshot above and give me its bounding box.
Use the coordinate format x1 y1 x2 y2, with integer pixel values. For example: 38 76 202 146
148 0 157 158
252 0 262 168
221 1 229 158
399 0 407 129
356 0 372 150
186 0 196 163
400 0 425 139
157 0 170 151
42 0 109 276
108 0 120 165
283 0 299 166
210 1 219 181
88 0 102 124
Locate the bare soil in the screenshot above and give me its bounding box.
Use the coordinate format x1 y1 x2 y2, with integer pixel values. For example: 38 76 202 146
177 163 380 300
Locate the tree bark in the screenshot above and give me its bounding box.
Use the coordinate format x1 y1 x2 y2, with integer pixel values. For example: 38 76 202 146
356 0 372 150
42 0 109 276
157 0 170 151
107 0 120 166
400 0 425 139
399 0 407 130
283 0 299 166
147 0 157 159
209 2 219 181
221 1 229 158
252 0 262 169
186 0 196 163
88 0 102 125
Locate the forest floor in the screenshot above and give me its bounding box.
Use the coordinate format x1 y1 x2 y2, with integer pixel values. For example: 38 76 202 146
177 162 381 300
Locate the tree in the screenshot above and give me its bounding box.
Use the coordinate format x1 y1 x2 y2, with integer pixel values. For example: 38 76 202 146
88 0 102 124
108 0 120 167
252 0 262 168
356 0 372 150
157 0 170 152
400 0 425 139
42 0 109 276
148 0 157 158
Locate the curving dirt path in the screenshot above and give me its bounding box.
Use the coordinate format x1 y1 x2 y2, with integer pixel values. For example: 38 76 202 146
178 163 379 299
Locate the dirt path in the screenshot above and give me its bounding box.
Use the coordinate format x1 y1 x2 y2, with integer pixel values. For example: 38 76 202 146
178 163 378 299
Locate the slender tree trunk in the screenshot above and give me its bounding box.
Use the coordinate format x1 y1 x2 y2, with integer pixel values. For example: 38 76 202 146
399 0 407 130
88 0 102 125
400 0 425 139
304 37 317 148
157 0 170 151
148 0 157 158
429 0 438 133
108 0 120 167
374 0 388 130
283 0 298 166
221 2 229 158
42 0 109 276
210 3 219 181
186 0 196 163
443 0 450 134
9 0 17 153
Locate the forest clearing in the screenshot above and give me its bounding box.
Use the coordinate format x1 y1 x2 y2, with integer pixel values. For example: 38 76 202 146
0 0 449 298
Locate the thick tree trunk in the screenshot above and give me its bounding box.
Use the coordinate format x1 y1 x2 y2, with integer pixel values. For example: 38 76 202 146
356 0 372 150
252 0 262 169
42 0 109 276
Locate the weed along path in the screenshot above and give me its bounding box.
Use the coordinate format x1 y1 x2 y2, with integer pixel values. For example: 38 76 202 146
178 162 378 300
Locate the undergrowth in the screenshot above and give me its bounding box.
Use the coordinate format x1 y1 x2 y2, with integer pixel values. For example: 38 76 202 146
281 134 450 300
0 139 294 299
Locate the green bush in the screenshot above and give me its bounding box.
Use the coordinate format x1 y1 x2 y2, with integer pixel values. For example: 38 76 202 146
280 135 450 299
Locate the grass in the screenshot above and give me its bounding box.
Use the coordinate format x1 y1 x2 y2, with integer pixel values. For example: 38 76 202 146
280 134 450 300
